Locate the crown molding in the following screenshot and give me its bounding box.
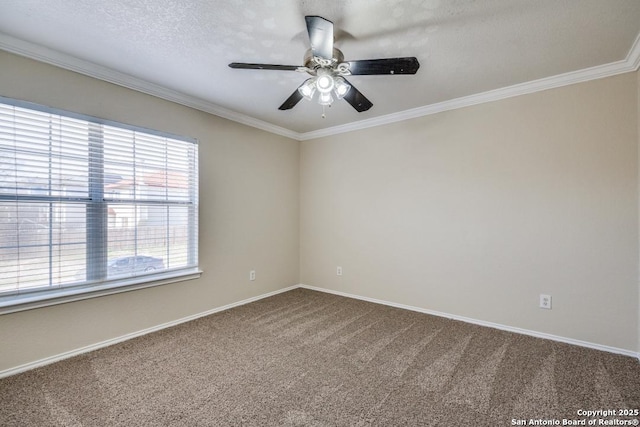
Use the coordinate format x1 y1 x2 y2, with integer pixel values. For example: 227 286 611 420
0 33 299 141
1 31 639 142
298 32 640 141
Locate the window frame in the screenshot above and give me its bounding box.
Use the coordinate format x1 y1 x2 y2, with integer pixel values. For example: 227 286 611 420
0 96 201 314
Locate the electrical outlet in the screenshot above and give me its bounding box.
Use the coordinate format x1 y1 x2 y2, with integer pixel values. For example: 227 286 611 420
539 294 552 309
249 270 256 281
336 266 342 276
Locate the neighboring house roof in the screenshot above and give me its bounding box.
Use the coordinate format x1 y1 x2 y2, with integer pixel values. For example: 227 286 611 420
143 171 188 189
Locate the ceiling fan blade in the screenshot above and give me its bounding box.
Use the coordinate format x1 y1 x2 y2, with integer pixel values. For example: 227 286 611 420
278 87 304 110
305 16 334 60
346 57 420 75
229 63 300 71
342 79 373 112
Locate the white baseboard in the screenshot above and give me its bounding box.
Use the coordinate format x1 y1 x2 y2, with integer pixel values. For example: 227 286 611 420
0 285 299 379
298 284 640 362
2 283 637 379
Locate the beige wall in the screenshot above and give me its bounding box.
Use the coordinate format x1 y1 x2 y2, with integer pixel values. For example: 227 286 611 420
301 72 639 352
0 51 300 371
1 50 638 372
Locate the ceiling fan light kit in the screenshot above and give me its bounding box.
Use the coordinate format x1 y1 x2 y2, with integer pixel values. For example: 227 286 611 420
298 79 316 101
299 69 352 107
229 16 420 115
334 77 350 99
315 69 335 94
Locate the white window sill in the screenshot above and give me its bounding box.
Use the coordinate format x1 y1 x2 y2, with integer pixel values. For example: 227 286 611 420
0 269 203 315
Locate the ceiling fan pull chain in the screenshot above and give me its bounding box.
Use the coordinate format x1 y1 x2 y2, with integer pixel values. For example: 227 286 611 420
322 105 326 119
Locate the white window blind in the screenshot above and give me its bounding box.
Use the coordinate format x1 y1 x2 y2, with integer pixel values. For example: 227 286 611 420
0 97 199 311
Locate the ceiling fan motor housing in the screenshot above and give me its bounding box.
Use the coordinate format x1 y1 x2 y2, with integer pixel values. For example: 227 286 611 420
303 48 346 73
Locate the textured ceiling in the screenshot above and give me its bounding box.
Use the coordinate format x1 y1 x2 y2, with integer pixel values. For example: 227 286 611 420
0 0 639 137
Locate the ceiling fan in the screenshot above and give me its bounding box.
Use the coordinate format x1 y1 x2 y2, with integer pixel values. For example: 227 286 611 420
229 16 420 114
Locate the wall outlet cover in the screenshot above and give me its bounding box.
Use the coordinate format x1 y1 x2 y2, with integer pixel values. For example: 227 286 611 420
539 294 552 309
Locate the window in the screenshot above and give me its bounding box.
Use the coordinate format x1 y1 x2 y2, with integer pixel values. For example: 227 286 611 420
0 97 199 312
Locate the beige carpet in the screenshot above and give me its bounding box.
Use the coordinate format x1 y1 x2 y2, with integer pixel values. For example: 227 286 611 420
1 288 639 426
